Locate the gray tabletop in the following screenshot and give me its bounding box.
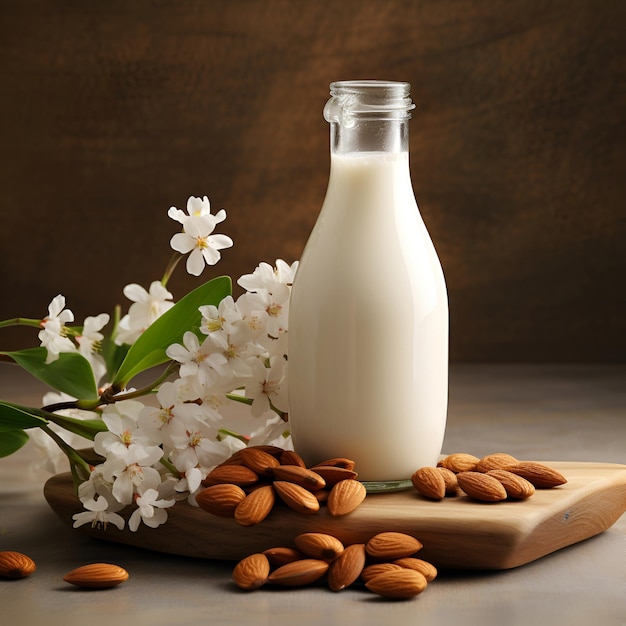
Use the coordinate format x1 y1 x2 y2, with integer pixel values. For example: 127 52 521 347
1 364 625 626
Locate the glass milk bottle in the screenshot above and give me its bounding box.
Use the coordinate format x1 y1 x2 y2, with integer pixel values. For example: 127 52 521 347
288 81 448 482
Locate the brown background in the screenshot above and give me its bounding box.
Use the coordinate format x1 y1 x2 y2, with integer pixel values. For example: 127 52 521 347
0 0 624 362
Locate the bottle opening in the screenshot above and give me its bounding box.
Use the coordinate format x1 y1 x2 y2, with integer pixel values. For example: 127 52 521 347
325 80 415 125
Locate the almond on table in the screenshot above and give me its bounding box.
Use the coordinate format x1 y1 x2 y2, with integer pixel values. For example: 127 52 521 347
411 466 446 500
327 479 367 516
294 533 344 561
365 568 428 599
267 559 329 587
456 471 508 502
505 461 567 488
327 544 366 591
63 563 129 589
486 469 535 499
232 553 270 590
0 551 36 579
365 532 423 560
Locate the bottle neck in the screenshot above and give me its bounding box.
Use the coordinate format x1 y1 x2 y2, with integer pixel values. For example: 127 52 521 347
324 80 415 156
330 118 409 155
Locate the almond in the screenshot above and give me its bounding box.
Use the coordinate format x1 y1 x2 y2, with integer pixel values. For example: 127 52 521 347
393 557 438 582
294 533 344 561
308 465 358 485
360 562 406 583
217 449 247 465
263 547 305 567
63 563 129 589
195 483 246 516
0 551 36 579
271 465 326 491
365 532 423 560
475 452 519 473
487 469 535 499
327 543 366 591
438 466 459 495
411 466 446 500
273 481 320 514
267 559 329 586
279 449 307 467
365 569 428 599
327 479 367 516
505 462 567 488
249 444 285 457
311 457 356 471
234 484 275 526
439 452 480 473
239 447 281 476
457 471 507 502
202 464 259 487
232 553 270 590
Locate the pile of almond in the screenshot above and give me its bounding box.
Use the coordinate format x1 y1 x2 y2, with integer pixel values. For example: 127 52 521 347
196 445 366 525
411 452 567 502
233 530 435 599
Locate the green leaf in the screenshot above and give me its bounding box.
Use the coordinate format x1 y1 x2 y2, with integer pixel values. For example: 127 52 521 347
0 429 30 457
0 401 48 430
100 305 130 380
1 348 98 401
46 413 107 441
112 276 232 387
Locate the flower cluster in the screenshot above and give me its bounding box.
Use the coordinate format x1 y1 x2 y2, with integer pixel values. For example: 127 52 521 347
0 196 297 533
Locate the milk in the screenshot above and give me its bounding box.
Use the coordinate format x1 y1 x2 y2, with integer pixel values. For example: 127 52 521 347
288 151 448 481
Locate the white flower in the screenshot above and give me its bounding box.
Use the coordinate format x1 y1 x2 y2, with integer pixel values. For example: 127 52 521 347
115 281 174 345
100 444 164 506
168 195 227 226
128 488 175 532
76 313 110 382
73 474 125 530
76 313 110 358
138 380 212 450
169 210 233 276
169 419 229 474
72 494 126 530
167 196 226 226
237 290 289 338
199 295 248 336
94 400 158 457
166 331 228 383
245 357 289 418
206 330 265 379
237 260 298 297
247 414 291 449
38 294 76 363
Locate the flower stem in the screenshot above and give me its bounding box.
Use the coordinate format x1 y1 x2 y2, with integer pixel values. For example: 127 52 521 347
226 392 253 407
0 317 42 329
225 393 287 421
161 252 184 287
217 427 249 444
159 455 180 478
96 362 178 406
40 424 91 486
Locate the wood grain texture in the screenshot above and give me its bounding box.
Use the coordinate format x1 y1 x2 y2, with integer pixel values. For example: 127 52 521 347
43 461 626 570
0 1 624 361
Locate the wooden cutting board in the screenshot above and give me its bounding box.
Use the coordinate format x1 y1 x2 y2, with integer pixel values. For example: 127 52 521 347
44 461 626 570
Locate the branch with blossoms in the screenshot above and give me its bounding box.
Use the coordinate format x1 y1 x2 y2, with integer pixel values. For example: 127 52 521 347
0 196 298 532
